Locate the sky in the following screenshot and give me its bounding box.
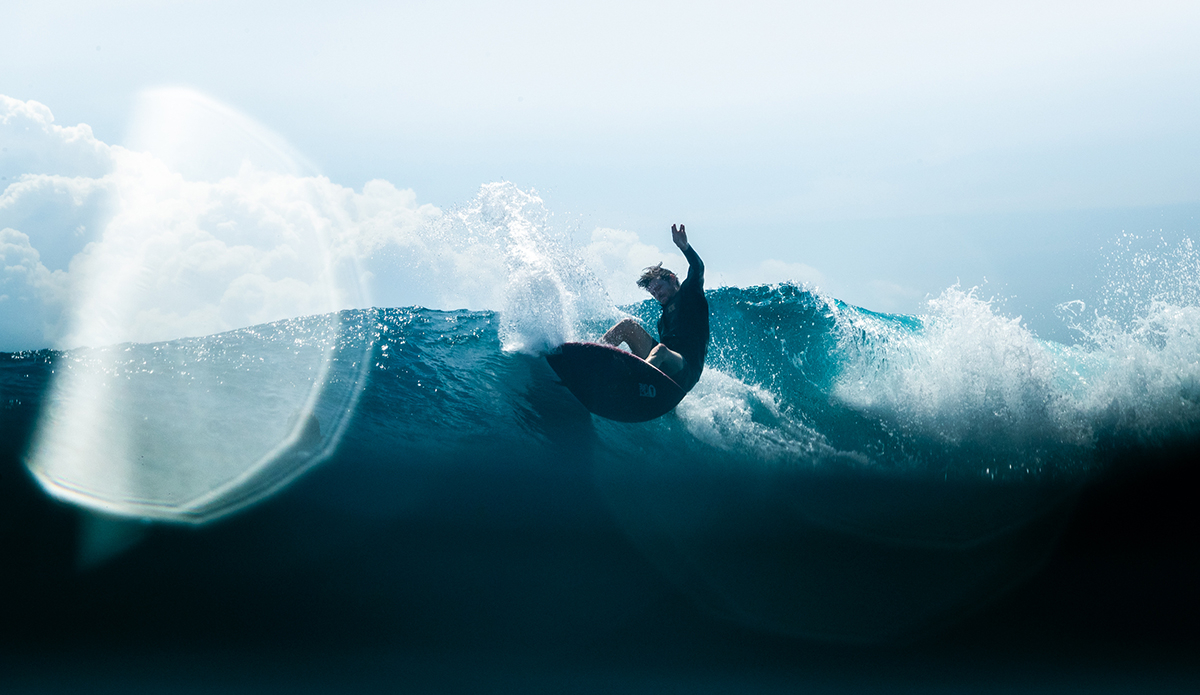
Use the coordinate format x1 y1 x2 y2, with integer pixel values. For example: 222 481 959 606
3 0 1200 350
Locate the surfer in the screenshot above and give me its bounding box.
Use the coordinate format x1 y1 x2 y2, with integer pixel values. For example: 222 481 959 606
602 224 709 392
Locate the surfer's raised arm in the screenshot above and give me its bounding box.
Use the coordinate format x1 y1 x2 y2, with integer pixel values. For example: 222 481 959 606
672 223 704 289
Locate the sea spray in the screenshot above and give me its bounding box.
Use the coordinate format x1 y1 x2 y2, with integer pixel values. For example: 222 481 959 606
423 182 618 354
817 239 1200 478
830 286 1087 456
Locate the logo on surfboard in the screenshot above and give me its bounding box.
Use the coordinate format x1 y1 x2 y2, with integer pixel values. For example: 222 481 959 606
638 383 657 398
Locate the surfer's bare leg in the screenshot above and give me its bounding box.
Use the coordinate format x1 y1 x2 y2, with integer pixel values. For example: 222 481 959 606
602 318 655 359
647 343 686 375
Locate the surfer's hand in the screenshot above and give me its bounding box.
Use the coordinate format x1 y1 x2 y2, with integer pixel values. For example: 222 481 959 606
671 223 688 251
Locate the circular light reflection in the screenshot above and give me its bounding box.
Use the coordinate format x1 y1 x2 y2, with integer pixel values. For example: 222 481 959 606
26 88 370 524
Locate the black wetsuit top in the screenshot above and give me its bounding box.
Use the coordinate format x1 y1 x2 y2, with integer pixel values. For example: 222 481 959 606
657 245 709 392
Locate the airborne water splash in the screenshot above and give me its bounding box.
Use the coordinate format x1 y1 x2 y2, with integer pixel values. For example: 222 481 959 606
421 182 620 354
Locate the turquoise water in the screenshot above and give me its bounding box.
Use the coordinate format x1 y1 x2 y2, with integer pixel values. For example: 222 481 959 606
6 274 1200 641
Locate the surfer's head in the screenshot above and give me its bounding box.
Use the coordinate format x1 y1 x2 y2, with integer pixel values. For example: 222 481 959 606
637 263 680 305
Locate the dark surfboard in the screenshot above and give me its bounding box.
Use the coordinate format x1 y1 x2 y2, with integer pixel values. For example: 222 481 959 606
546 342 686 422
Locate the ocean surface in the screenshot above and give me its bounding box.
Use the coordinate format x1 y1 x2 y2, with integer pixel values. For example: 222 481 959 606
2 167 1200 692
2 270 1199 690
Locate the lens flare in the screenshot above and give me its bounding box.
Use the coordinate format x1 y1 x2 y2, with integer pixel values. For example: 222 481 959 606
25 88 371 524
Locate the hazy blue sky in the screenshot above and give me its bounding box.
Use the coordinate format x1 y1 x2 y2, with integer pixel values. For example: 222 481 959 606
4 0 1200 346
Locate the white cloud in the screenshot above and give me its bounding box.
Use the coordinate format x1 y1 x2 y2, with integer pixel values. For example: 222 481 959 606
0 95 115 180
0 227 69 350
0 174 116 271
0 93 442 351
56 155 445 348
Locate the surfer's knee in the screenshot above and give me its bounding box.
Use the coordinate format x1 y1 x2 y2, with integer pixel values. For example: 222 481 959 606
603 318 635 344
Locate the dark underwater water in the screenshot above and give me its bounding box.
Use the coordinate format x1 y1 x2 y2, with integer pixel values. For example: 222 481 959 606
1 286 1197 692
